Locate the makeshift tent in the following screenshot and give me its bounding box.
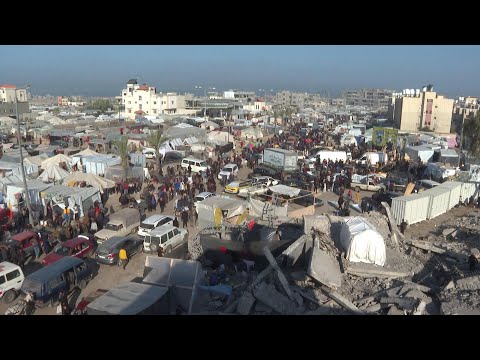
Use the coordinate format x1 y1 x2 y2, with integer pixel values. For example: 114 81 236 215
81 155 121 176
38 164 70 183
248 198 288 218
0 175 22 193
63 172 115 193
5 180 53 213
24 153 49 167
242 127 263 139
196 196 247 229
41 185 102 218
207 131 230 145
165 125 206 140
339 217 386 266
76 148 97 156
104 165 144 183
201 121 220 130
0 161 38 177
268 184 302 197
87 282 169 315
40 154 72 169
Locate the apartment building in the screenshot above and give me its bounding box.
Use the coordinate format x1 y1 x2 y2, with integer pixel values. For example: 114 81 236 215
0 84 29 119
342 88 394 108
275 91 306 109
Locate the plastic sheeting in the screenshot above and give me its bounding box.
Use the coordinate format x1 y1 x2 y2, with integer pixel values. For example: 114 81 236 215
0 161 38 177
196 196 247 229
248 197 288 218
41 185 101 218
6 180 53 210
24 153 49 167
268 184 302 197
63 172 115 193
104 165 144 182
82 155 121 176
339 217 386 266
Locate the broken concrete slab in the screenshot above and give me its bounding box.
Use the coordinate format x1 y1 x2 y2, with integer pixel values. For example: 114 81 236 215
387 305 405 315
307 237 343 289
304 215 331 235
294 288 329 306
404 289 429 300
380 297 418 311
236 291 256 315
289 271 307 282
362 303 389 313
254 301 273 313
413 301 426 315
407 240 468 262
381 202 405 239
277 235 308 267
346 267 410 279
322 288 364 315
253 282 297 315
263 246 300 305
455 275 480 291
442 227 456 236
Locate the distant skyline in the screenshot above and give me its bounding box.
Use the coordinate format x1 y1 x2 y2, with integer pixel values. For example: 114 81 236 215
0 45 479 98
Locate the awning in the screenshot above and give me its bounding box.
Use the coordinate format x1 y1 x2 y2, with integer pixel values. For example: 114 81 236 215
268 184 301 197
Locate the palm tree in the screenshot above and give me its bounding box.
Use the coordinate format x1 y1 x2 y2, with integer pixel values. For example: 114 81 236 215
285 107 294 126
464 112 480 158
114 135 130 180
271 106 282 135
147 130 169 171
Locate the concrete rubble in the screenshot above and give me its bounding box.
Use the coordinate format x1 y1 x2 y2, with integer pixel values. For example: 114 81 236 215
187 207 480 315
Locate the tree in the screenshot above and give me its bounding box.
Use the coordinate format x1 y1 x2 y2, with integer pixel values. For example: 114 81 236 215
285 107 295 125
86 99 113 113
464 113 480 157
147 130 169 171
114 135 130 180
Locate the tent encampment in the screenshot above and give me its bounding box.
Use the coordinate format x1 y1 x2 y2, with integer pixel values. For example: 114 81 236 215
339 216 386 266
40 154 72 169
63 172 115 193
38 164 70 183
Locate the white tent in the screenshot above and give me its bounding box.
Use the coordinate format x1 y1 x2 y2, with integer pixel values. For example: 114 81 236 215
339 217 386 266
24 153 49 167
40 154 72 169
63 172 115 193
38 164 70 183
268 184 301 197
76 148 97 156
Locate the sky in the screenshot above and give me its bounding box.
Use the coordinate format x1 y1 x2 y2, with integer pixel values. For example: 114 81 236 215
0 45 478 98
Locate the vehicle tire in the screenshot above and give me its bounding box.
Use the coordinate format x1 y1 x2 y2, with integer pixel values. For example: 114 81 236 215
78 279 88 290
150 243 159 252
2 290 17 304
137 243 144 253
355 186 361 192
165 245 172 254
183 234 188 244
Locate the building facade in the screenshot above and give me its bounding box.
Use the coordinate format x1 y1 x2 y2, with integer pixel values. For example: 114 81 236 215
452 96 479 133
342 89 394 108
0 84 29 120
275 91 306 109
392 88 454 133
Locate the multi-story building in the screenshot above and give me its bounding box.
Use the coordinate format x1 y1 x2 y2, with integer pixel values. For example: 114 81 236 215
452 96 479 133
342 88 394 108
0 84 29 119
391 86 454 133
275 91 306 109
120 79 182 120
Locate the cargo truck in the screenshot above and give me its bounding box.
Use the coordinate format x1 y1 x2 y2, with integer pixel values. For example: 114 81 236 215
263 148 298 172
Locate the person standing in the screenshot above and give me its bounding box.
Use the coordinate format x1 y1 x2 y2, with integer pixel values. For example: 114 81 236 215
157 246 164 257
59 289 70 315
355 189 361 204
181 209 189 228
173 217 179 228
118 246 128 270
399 219 408 235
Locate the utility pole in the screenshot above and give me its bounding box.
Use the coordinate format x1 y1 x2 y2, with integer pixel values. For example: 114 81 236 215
15 85 34 225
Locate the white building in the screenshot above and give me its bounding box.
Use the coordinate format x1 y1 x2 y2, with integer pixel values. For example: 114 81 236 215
1 84 27 103
121 79 182 120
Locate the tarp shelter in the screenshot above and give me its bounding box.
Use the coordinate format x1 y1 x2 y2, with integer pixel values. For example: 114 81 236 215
81 155 121 176
196 196 247 229
268 184 302 197
0 175 22 193
104 165 144 183
406 146 434 163
248 197 288 218
142 256 202 314
339 217 386 266
207 131 230 146
24 153 49 167
165 124 206 140
40 154 72 169
41 185 102 218
86 282 169 315
38 164 70 183
5 180 53 213
201 121 220 130
129 153 146 168
242 127 263 139
76 148 97 156
0 161 38 177
63 172 115 193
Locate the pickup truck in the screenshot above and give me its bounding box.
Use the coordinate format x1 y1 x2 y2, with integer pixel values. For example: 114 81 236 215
94 208 141 243
350 179 382 192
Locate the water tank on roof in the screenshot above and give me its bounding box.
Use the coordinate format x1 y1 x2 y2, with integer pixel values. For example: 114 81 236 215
427 84 433 91
415 89 420 97
422 86 427 92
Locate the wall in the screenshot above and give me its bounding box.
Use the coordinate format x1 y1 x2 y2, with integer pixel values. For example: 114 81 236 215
395 96 422 131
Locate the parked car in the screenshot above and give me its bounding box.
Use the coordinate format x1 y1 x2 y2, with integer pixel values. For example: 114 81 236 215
280 178 309 190
379 177 408 192
292 190 323 208
217 164 239 180
143 225 188 254
224 180 253 194
94 208 141 243
194 192 216 207
21 256 93 307
251 176 279 186
249 166 281 179
42 235 96 266
138 214 175 238
0 261 25 304
95 236 144 265
6 231 43 257
163 151 184 164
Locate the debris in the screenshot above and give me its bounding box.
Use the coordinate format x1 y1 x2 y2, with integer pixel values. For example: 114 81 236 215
413 301 426 315
277 234 308 267
254 301 273 313
387 305 405 315
363 303 389 313
263 247 300 305
381 202 405 240
307 236 343 289
294 287 329 306
322 288 364 315
346 267 411 279
455 275 480 291
253 282 297 315
442 228 456 236
236 291 256 315
379 297 418 311
407 240 468 262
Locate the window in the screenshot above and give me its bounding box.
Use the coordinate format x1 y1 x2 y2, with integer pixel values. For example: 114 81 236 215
167 231 174 240
139 104 142 110
153 101 156 105
161 234 168 244
171 101 174 105
48 275 64 289
75 263 87 272
139 96 142 101
128 101 131 104
173 228 179 235
0 275 5 285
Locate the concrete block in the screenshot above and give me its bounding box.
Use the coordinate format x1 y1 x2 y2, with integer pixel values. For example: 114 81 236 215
455 275 480 291
236 291 256 315
307 238 342 289
442 228 456 236
253 282 297 315
387 305 405 315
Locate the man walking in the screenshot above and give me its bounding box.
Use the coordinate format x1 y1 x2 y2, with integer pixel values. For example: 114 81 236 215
118 246 128 270
181 209 189 228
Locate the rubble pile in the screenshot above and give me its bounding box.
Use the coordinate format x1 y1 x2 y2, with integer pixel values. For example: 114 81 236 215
188 206 480 315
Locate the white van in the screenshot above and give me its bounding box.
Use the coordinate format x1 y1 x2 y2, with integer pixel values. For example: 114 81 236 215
143 225 188 254
0 262 25 304
143 147 156 159
181 157 209 173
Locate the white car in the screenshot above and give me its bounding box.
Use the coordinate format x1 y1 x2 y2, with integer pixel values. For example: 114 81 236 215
194 192 216 207
239 183 269 195
217 164 239 180
138 214 175 237
0 262 25 304
252 176 279 187
143 225 188 254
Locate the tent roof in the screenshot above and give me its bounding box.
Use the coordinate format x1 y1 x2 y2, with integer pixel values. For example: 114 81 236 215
38 164 70 182
196 196 246 211
24 153 49 167
75 148 98 156
63 172 115 191
40 154 72 169
268 184 301 197
42 185 100 200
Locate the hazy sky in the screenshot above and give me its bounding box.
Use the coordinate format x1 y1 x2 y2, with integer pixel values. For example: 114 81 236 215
0 45 478 98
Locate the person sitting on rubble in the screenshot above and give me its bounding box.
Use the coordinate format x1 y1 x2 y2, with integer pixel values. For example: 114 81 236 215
400 219 408 235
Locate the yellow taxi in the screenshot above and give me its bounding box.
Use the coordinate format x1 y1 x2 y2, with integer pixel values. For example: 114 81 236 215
224 180 253 194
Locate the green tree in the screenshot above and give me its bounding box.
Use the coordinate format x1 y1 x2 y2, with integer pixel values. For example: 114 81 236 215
464 113 480 157
87 99 113 113
285 107 295 125
147 130 169 171
114 135 130 180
